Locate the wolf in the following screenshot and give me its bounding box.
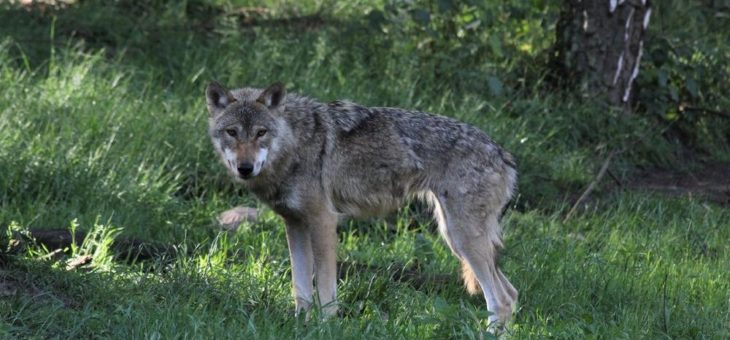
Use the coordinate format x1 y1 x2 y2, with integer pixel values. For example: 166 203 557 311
205 81 518 327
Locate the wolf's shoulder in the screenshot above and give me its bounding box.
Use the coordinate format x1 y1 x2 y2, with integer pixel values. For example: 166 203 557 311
326 100 378 133
327 100 425 132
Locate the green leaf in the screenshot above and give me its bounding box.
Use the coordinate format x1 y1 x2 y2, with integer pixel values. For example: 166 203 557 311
685 78 699 99
657 69 668 88
411 9 431 27
464 19 481 31
366 10 385 29
438 0 453 13
487 76 504 97
489 34 504 58
669 84 679 102
532 0 547 10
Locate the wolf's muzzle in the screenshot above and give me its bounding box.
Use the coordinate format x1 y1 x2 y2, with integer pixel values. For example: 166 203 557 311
237 162 254 179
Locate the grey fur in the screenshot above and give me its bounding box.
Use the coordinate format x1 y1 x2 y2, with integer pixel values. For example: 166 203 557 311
206 82 518 328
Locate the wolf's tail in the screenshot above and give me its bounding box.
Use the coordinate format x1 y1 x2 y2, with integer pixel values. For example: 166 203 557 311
461 260 481 294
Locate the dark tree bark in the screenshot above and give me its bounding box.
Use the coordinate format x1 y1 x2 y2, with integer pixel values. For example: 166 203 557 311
552 0 652 111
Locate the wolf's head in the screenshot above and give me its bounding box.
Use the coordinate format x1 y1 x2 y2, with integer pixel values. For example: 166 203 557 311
206 81 287 180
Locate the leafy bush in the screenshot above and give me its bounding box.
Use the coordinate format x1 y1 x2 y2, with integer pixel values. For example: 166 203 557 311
361 0 557 97
637 1 730 156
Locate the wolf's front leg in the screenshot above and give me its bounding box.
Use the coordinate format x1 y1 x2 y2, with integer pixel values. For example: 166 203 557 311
284 221 314 316
310 212 339 317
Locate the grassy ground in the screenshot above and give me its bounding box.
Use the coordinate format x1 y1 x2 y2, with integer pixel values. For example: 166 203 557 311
1 1 728 338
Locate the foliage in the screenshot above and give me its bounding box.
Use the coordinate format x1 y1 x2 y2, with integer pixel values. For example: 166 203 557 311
637 1 730 155
362 0 556 97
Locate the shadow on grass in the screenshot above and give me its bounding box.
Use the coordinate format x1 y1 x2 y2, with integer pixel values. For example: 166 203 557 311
6 227 455 292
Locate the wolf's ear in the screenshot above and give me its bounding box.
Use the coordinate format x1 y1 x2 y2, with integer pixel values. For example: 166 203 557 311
206 81 235 116
257 82 287 111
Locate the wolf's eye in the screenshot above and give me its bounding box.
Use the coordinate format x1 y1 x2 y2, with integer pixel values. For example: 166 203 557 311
225 129 237 137
256 129 267 138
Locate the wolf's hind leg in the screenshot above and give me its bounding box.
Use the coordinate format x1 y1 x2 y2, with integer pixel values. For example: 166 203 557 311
429 192 517 328
456 215 517 328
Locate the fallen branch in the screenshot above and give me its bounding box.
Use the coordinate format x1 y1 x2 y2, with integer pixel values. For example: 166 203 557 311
66 255 93 271
10 229 180 263
607 169 623 188
564 150 618 222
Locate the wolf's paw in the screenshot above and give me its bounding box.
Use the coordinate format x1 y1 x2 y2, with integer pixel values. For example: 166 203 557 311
217 206 258 231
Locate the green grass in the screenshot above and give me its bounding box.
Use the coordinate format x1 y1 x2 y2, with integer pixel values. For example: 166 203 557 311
1 0 728 338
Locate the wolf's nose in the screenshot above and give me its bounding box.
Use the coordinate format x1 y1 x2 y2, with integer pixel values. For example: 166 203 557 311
237 162 254 178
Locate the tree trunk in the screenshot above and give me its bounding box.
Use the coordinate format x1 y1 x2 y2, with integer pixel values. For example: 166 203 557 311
552 0 652 111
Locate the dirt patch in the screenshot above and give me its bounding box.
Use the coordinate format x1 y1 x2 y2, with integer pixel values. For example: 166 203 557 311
626 162 730 205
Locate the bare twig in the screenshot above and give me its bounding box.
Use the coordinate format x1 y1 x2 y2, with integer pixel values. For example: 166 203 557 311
682 106 730 119
562 118 687 222
40 248 65 261
564 150 618 222
607 169 623 187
